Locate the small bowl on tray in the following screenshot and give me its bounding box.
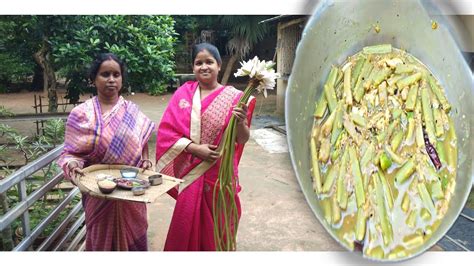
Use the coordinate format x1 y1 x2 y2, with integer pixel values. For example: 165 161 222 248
97 179 117 194
132 186 147 196
120 167 139 179
148 174 163 186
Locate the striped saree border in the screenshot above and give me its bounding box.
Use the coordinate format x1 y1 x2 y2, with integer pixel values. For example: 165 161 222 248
155 137 192 172
190 86 201 144
177 124 228 193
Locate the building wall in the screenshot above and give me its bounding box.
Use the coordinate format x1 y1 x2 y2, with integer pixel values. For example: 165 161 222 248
276 18 306 116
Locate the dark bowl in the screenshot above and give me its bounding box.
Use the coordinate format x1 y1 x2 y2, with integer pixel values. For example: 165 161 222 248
148 174 163 186
120 167 139 179
97 180 117 194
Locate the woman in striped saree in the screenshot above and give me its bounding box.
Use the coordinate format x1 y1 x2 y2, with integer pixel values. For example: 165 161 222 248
155 43 256 251
57 53 155 251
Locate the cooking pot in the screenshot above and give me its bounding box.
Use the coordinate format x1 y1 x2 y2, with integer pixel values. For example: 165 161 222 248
285 0 473 261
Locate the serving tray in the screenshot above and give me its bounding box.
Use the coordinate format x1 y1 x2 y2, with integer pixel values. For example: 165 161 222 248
76 164 182 203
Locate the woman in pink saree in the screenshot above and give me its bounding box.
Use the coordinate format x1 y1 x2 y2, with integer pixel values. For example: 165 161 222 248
57 53 155 251
156 43 256 251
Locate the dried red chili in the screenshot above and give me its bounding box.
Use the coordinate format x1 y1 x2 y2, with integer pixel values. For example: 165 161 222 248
423 127 442 170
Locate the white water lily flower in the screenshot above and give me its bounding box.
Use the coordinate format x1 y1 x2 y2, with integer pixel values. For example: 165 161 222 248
234 56 280 98
264 60 276 70
234 56 259 78
256 69 280 98
234 60 253 77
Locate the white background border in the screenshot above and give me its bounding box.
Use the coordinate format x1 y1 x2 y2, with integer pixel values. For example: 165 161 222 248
1 0 473 15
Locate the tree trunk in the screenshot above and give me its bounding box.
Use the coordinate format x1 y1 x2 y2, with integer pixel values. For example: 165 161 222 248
33 39 58 113
221 54 238 85
31 64 44 91
46 67 58 113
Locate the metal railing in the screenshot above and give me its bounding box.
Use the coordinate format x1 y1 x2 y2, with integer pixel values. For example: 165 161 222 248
0 144 85 251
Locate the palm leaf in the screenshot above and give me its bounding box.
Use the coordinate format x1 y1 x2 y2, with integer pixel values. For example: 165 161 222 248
219 15 271 57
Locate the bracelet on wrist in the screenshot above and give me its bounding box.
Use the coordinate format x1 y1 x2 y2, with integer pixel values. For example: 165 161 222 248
141 159 152 166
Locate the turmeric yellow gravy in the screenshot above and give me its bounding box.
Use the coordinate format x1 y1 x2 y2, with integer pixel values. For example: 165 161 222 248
310 44 457 259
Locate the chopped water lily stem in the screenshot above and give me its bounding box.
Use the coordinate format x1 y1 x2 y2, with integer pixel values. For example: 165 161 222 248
355 208 367 241
405 115 415 142
354 61 373 103
427 75 451 112
343 67 353 105
331 194 341 224
349 147 366 207
390 131 404 152
405 84 418 111
385 145 406 165
396 72 422 90
310 137 322 195
433 108 444 137
363 44 392 54
395 64 415 74
314 93 328 118
336 148 349 209
351 57 367 86
324 84 338 113
375 173 393 245
418 182 436 214
421 86 437 144
322 164 339 194
378 170 394 210
395 159 416 184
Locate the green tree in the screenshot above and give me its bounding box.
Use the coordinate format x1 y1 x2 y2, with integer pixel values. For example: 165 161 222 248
0 16 86 111
53 15 177 99
0 16 177 110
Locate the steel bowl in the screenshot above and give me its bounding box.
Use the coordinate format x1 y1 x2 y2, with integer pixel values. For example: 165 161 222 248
148 174 163 186
132 186 146 196
286 0 473 261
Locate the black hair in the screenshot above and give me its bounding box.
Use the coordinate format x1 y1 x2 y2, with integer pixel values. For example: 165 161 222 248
88 53 127 83
192 43 222 66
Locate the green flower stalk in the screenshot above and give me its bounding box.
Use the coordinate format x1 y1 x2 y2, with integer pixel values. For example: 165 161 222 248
213 56 280 251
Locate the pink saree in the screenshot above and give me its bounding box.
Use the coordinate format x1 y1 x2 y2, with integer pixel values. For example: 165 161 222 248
57 96 155 251
155 81 256 251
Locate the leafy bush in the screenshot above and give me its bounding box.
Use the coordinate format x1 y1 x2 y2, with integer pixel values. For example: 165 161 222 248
0 118 65 165
0 106 14 117
0 54 33 85
53 16 177 99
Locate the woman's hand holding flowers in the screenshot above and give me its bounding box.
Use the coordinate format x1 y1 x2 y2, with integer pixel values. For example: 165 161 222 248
233 104 248 126
186 143 220 162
